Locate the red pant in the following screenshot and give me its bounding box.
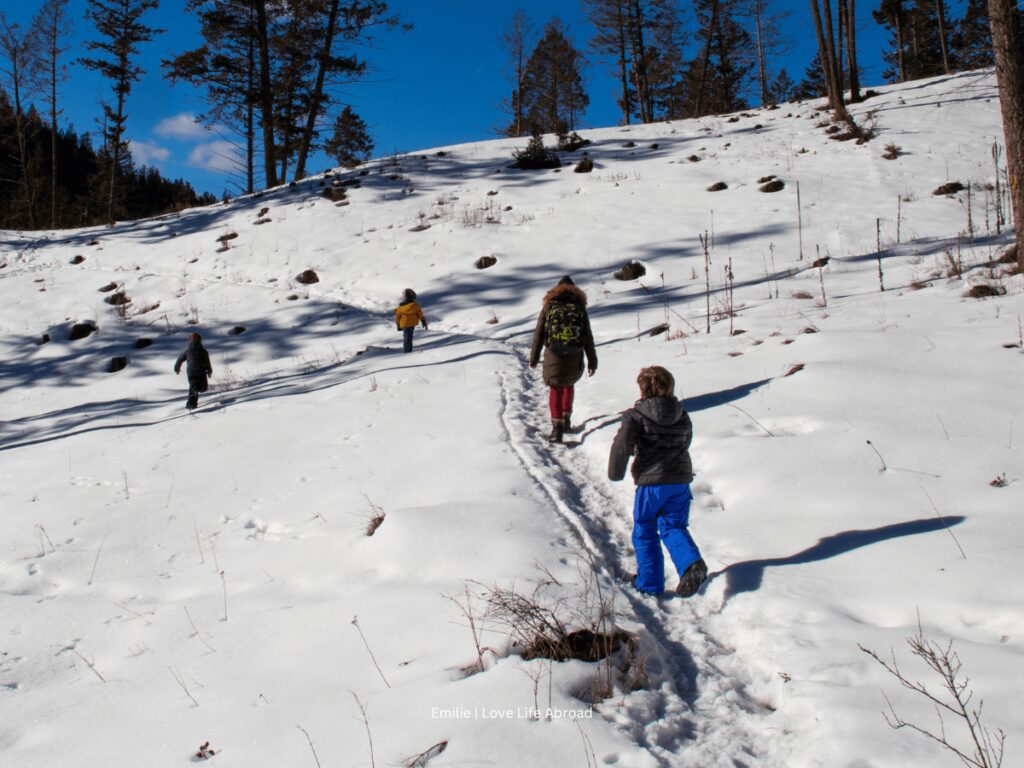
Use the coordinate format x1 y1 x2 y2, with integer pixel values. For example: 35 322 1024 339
548 386 575 420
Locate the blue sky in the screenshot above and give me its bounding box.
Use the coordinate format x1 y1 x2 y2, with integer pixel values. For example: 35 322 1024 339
3 1 965 197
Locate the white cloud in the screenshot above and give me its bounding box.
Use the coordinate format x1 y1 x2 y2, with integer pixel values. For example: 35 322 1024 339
188 140 243 172
154 113 210 140
129 139 171 167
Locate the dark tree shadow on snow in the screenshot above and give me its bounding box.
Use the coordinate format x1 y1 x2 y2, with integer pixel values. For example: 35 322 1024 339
712 516 966 604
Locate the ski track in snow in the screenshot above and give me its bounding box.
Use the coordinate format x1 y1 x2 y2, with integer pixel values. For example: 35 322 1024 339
492 333 776 766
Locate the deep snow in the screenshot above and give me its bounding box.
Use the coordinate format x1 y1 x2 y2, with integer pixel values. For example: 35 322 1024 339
1 70 1022 768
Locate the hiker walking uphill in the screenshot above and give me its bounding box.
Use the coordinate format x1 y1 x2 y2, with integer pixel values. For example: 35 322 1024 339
395 288 428 353
529 275 597 443
174 332 213 410
608 366 707 597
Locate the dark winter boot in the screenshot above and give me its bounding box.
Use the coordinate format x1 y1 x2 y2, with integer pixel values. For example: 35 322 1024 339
675 559 707 597
548 418 564 443
563 412 573 434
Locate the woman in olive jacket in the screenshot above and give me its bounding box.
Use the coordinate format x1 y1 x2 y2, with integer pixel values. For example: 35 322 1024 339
528 275 597 443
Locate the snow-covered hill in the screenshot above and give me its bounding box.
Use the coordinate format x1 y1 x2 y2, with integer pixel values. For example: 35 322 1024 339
1 70 1021 768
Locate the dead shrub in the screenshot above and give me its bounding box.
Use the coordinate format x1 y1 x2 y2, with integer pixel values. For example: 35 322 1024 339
933 181 966 196
98 282 119 293
68 321 98 341
70 255 85 264
614 261 646 280
135 338 153 349
791 290 814 299
108 356 128 373
574 157 594 173
965 283 1006 299
364 495 385 536
758 175 777 183
475 255 498 270
228 325 246 335
883 143 902 160
995 244 1018 264
105 291 131 306
760 179 785 192
216 232 238 244
707 181 728 192
295 269 319 285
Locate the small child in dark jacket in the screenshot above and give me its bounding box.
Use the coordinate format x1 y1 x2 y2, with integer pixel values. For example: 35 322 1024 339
608 366 706 597
394 288 428 353
174 332 213 410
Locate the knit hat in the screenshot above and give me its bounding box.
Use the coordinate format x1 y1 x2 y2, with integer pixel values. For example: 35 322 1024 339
557 275 575 286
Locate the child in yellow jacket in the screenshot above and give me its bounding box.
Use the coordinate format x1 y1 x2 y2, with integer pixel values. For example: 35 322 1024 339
395 288 428 352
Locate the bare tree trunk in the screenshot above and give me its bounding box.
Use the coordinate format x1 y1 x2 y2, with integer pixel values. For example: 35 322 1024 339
837 0 846 95
1 22 37 228
254 0 278 188
616 0 631 123
896 12 906 81
246 11 255 195
935 0 951 74
820 0 850 120
695 0 719 116
809 0 836 105
628 0 652 122
988 0 1024 268
106 85 126 224
754 0 769 105
294 0 340 181
846 0 861 101
49 46 58 227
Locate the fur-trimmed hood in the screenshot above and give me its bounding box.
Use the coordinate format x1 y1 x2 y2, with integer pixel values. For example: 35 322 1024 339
542 283 587 307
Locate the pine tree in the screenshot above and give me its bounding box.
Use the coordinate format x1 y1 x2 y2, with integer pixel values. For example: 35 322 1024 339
324 105 372 167
952 0 994 70
164 0 260 193
519 18 589 135
769 67 796 103
874 0 948 83
292 0 400 181
582 0 632 124
793 51 827 99
873 0 909 82
80 0 162 223
0 90 214 229
684 0 754 117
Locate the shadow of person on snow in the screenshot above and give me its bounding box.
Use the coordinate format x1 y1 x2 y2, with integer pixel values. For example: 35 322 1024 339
711 516 966 603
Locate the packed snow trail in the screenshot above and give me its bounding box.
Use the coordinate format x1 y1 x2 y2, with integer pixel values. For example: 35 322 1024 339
491 333 784 767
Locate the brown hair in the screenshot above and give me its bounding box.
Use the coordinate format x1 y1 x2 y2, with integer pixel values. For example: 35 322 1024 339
188 332 202 344
637 366 675 399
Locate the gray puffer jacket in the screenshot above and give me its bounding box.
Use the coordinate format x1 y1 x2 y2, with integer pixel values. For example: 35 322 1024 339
607 396 693 486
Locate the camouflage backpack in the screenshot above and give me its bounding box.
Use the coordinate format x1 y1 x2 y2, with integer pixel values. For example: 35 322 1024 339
545 300 584 354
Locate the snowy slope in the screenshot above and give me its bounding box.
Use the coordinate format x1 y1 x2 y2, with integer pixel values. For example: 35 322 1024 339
1 69 1022 768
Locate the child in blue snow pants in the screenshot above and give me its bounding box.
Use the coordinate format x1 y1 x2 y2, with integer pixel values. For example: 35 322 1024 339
608 366 707 597
632 485 701 594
